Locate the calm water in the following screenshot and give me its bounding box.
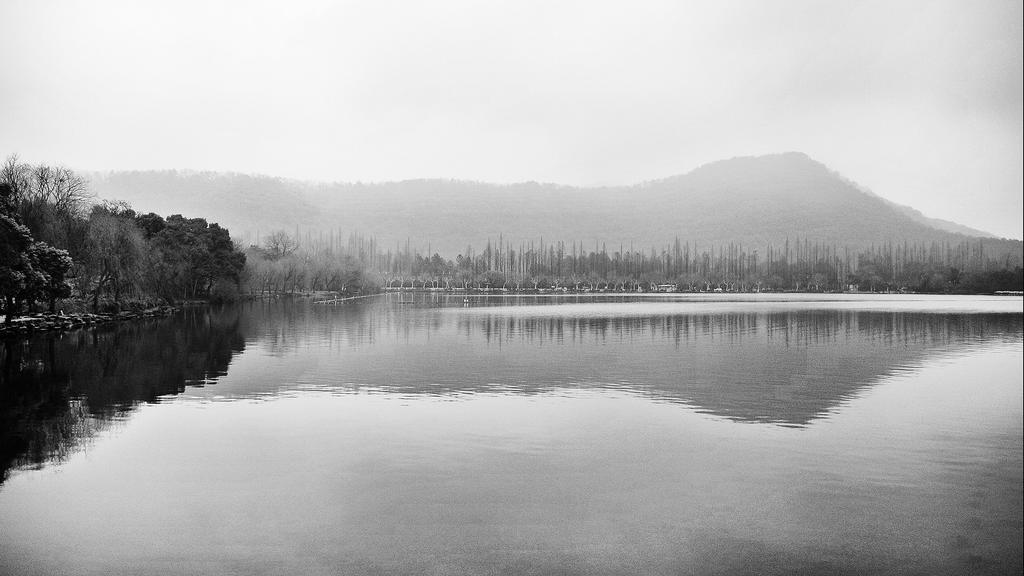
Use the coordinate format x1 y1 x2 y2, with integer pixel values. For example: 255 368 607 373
0 294 1021 575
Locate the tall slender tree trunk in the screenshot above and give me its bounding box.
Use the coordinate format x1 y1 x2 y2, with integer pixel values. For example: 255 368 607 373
4 296 17 324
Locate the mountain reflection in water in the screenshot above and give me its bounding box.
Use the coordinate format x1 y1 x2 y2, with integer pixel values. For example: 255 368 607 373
0 296 1021 484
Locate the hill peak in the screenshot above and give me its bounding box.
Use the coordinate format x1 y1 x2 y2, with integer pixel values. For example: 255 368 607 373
84 155 1021 258
686 151 830 180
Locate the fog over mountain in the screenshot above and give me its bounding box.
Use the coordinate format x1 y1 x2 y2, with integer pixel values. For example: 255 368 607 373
88 152 1020 258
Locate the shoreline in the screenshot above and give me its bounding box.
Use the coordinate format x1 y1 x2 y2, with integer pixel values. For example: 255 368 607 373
0 306 180 338
5 291 1019 337
375 289 1022 298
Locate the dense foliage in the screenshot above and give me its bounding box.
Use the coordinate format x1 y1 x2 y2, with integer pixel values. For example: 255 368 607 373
1 156 246 319
1 183 74 319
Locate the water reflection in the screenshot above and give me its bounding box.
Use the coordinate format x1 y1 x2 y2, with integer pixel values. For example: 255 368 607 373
0 297 1021 484
0 307 244 482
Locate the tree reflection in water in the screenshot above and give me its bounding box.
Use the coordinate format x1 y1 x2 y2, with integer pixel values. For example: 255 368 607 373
0 306 244 483
1 298 1020 485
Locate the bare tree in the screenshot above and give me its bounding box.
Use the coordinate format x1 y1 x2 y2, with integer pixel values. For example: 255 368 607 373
2 155 92 251
31 164 91 216
1 155 91 216
0 155 31 198
262 230 299 260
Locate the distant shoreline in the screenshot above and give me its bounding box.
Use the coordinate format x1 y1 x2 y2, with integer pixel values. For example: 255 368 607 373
374 288 1021 297
4 292 1019 337
302 289 1022 302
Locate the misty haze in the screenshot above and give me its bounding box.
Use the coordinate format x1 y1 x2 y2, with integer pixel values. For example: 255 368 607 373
1 1 1021 575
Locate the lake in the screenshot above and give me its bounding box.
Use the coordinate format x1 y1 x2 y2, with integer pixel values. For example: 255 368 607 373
0 294 1021 575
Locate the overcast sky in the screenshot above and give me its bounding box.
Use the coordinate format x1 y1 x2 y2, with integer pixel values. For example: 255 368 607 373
1 0 1021 238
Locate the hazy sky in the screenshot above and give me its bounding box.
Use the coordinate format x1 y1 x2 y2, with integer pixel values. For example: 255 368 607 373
1 0 1021 238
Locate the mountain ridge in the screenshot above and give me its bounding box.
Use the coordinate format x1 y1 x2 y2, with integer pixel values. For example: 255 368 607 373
84 153 1020 260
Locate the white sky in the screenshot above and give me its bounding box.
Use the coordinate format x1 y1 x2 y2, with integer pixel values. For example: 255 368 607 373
1 0 1021 238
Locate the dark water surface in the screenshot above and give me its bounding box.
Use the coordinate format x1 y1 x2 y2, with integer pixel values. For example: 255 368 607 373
1 294 1021 575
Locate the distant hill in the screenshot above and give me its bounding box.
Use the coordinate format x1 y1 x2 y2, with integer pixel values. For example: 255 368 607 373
87 152 1021 259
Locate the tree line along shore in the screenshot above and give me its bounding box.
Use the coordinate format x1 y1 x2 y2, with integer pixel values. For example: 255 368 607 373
2 156 246 326
248 231 1021 297
3 156 1022 331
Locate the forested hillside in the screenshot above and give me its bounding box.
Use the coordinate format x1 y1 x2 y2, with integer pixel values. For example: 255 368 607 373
88 153 1019 260
4 152 1020 304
